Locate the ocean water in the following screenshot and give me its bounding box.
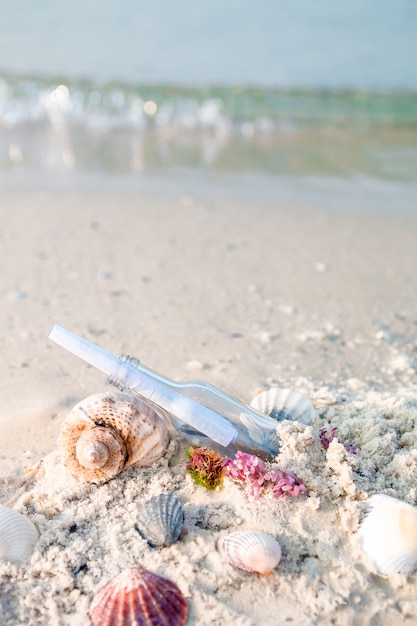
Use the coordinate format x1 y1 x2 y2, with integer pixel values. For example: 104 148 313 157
0 0 416 186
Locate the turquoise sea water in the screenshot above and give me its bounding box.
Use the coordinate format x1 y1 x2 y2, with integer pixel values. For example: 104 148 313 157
0 1 416 185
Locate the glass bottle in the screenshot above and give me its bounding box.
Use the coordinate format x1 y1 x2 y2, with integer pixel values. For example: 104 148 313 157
49 324 279 459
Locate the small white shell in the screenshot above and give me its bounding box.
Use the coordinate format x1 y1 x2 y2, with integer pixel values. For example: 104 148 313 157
221 531 282 575
358 494 417 576
250 387 317 426
0 506 38 564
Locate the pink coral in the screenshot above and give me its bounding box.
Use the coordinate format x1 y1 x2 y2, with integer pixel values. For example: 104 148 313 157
224 451 306 500
264 468 306 498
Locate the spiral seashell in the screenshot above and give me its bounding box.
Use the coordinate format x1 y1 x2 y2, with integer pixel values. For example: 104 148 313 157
89 566 188 626
221 530 282 575
136 494 184 547
250 387 317 426
59 392 170 484
358 494 417 576
0 506 38 564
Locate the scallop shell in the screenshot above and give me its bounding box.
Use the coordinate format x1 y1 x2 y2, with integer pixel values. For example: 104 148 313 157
136 494 184 548
221 531 282 575
358 494 417 576
250 387 317 426
89 566 188 626
0 506 38 564
59 392 170 484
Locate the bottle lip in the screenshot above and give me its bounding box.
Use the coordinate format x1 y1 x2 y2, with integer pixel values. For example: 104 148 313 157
48 324 119 376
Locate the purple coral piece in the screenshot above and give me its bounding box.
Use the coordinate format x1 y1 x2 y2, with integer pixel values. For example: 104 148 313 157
319 427 336 450
224 451 306 500
319 427 358 454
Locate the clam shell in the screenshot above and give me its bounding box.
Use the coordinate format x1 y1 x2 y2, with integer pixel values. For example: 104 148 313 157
221 531 282 575
89 566 188 626
250 387 317 426
136 494 184 548
0 506 38 564
358 494 417 576
59 392 170 484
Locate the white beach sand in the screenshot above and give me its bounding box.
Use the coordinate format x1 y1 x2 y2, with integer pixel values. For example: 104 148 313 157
0 172 417 625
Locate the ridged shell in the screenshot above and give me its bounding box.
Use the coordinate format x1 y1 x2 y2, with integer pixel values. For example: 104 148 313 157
250 387 317 426
89 566 188 626
221 531 282 575
0 506 38 564
59 392 170 484
136 494 184 548
358 494 417 576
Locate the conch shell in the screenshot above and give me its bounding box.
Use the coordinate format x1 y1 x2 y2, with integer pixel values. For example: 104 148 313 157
59 392 170 484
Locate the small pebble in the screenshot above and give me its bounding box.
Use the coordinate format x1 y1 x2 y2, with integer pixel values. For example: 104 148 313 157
8 290 27 299
390 354 411 373
97 270 111 280
257 331 278 345
346 378 365 391
186 360 204 371
375 330 393 342
313 388 337 405
278 305 296 315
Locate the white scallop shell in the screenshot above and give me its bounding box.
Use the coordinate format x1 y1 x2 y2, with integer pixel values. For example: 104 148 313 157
358 494 417 576
250 387 317 426
221 531 282 575
0 506 38 564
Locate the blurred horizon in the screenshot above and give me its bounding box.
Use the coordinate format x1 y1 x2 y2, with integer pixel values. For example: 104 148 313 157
0 0 416 90
1 1 416 185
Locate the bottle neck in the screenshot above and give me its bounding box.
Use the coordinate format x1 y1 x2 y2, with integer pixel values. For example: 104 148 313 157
108 355 279 459
108 355 239 448
109 354 174 401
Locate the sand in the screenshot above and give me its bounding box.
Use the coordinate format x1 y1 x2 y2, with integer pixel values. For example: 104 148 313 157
0 171 417 625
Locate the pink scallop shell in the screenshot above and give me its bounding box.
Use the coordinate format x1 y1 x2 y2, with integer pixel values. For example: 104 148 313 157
89 567 188 626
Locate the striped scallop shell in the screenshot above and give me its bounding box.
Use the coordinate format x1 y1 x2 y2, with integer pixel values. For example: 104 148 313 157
221 531 282 575
89 567 188 626
136 494 184 547
250 387 317 426
0 506 38 565
59 392 170 484
358 494 417 576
